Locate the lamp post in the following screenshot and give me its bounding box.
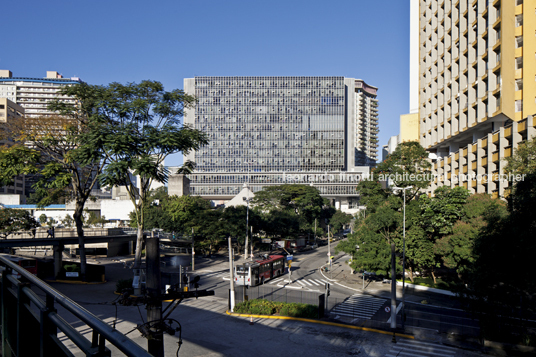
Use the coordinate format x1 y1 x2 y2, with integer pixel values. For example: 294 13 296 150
392 185 412 329
243 183 252 260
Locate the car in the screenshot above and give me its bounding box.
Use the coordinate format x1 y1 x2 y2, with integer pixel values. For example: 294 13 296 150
309 243 318 249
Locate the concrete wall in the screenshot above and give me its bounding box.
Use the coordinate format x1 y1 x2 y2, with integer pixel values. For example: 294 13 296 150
0 194 21 205
101 199 135 221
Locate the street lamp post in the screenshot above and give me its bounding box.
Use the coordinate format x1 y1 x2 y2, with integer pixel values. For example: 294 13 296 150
243 182 252 260
392 185 412 329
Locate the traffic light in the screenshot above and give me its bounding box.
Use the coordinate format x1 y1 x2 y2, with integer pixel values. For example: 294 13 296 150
325 283 330 296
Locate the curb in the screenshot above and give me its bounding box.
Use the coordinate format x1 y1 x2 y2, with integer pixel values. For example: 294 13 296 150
225 310 414 339
48 279 107 285
395 281 457 296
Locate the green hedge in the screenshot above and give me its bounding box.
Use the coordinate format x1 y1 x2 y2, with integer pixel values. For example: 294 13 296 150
234 299 318 319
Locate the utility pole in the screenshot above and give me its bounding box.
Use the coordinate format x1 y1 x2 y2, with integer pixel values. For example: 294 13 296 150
146 237 163 357
228 236 235 312
314 218 317 246
328 225 332 280
390 242 397 332
244 182 250 260
191 228 195 271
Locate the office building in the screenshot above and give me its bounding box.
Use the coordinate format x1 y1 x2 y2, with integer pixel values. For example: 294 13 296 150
413 0 536 197
0 70 82 118
183 76 379 212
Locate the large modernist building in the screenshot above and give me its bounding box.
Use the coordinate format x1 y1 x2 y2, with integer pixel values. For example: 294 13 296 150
409 0 536 197
183 76 379 212
0 70 82 118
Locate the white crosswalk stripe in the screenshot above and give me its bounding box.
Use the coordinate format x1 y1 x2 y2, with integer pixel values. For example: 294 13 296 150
330 293 386 320
268 277 330 288
384 339 458 357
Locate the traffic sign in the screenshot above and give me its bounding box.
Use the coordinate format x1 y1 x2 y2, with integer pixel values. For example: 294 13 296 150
385 306 391 313
286 255 293 260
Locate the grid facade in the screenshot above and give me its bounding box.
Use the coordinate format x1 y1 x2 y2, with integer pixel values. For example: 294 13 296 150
416 0 536 197
191 76 346 173
183 76 379 205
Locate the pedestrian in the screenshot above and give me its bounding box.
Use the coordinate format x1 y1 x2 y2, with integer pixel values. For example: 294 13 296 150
47 227 55 238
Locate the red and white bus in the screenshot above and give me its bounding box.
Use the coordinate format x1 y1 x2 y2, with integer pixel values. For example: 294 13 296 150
0 254 38 279
234 255 285 286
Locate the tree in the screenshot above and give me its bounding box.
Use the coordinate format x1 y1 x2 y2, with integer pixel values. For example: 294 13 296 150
415 186 470 283
374 141 432 199
336 196 402 276
39 214 48 226
463 142 536 342
62 214 75 228
251 184 329 237
0 144 40 186
87 81 208 269
504 136 536 176
355 179 389 215
0 208 39 239
164 195 212 233
329 210 352 233
128 187 174 231
434 194 506 281
1 82 110 280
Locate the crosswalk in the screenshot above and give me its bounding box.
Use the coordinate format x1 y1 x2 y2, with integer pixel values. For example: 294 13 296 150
385 339 458 357
268 276 330 288
330 293 386 320
196 270 330 289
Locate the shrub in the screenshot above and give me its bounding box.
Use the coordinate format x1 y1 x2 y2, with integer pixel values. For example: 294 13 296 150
116 278 133 293
279 302 318 318
234 299 318 318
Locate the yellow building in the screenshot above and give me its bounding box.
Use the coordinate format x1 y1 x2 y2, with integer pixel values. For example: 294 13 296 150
414 0 536 198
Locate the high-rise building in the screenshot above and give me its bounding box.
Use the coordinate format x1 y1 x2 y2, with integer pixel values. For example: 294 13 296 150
183 76 379 212
414 0 536 197
0 70 82 118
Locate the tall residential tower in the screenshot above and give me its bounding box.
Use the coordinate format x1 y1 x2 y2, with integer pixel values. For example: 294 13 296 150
415 0 536 197
0 70 82 118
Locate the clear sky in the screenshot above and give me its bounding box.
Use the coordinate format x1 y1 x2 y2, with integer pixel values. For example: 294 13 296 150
2 0 410 166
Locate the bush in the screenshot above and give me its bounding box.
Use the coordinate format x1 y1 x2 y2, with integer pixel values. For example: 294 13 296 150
116 278 133 293
279 302 318 318
234 299 318 318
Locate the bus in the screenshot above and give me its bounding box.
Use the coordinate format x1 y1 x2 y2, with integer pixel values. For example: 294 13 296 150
0 254 38 279
234 255 285 286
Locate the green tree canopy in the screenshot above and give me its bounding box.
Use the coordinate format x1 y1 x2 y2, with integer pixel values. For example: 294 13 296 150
251 184 330 238
0 208 40 239
79 80 208 269
374 141 432 199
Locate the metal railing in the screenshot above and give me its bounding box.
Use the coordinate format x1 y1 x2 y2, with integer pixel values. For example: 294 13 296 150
0 255 152 357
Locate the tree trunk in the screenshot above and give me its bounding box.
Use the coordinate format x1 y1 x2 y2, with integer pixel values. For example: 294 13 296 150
431 270 437 285
72 200 87 281
133 225 144 269
408 266 414 283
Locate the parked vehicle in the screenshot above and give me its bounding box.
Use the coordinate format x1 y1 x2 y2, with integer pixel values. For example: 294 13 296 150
0 254 38 279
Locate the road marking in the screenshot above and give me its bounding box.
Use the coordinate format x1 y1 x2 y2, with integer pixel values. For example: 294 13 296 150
385 338 458 357
330 293 385 320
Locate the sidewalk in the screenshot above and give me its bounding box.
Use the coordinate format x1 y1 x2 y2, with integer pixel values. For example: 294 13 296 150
321 253 462 309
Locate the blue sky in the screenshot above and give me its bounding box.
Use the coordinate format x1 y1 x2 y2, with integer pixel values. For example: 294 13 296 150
2 0 410 166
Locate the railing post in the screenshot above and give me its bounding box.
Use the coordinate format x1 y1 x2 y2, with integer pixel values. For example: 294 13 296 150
40 294 57 357
1 273 10 357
